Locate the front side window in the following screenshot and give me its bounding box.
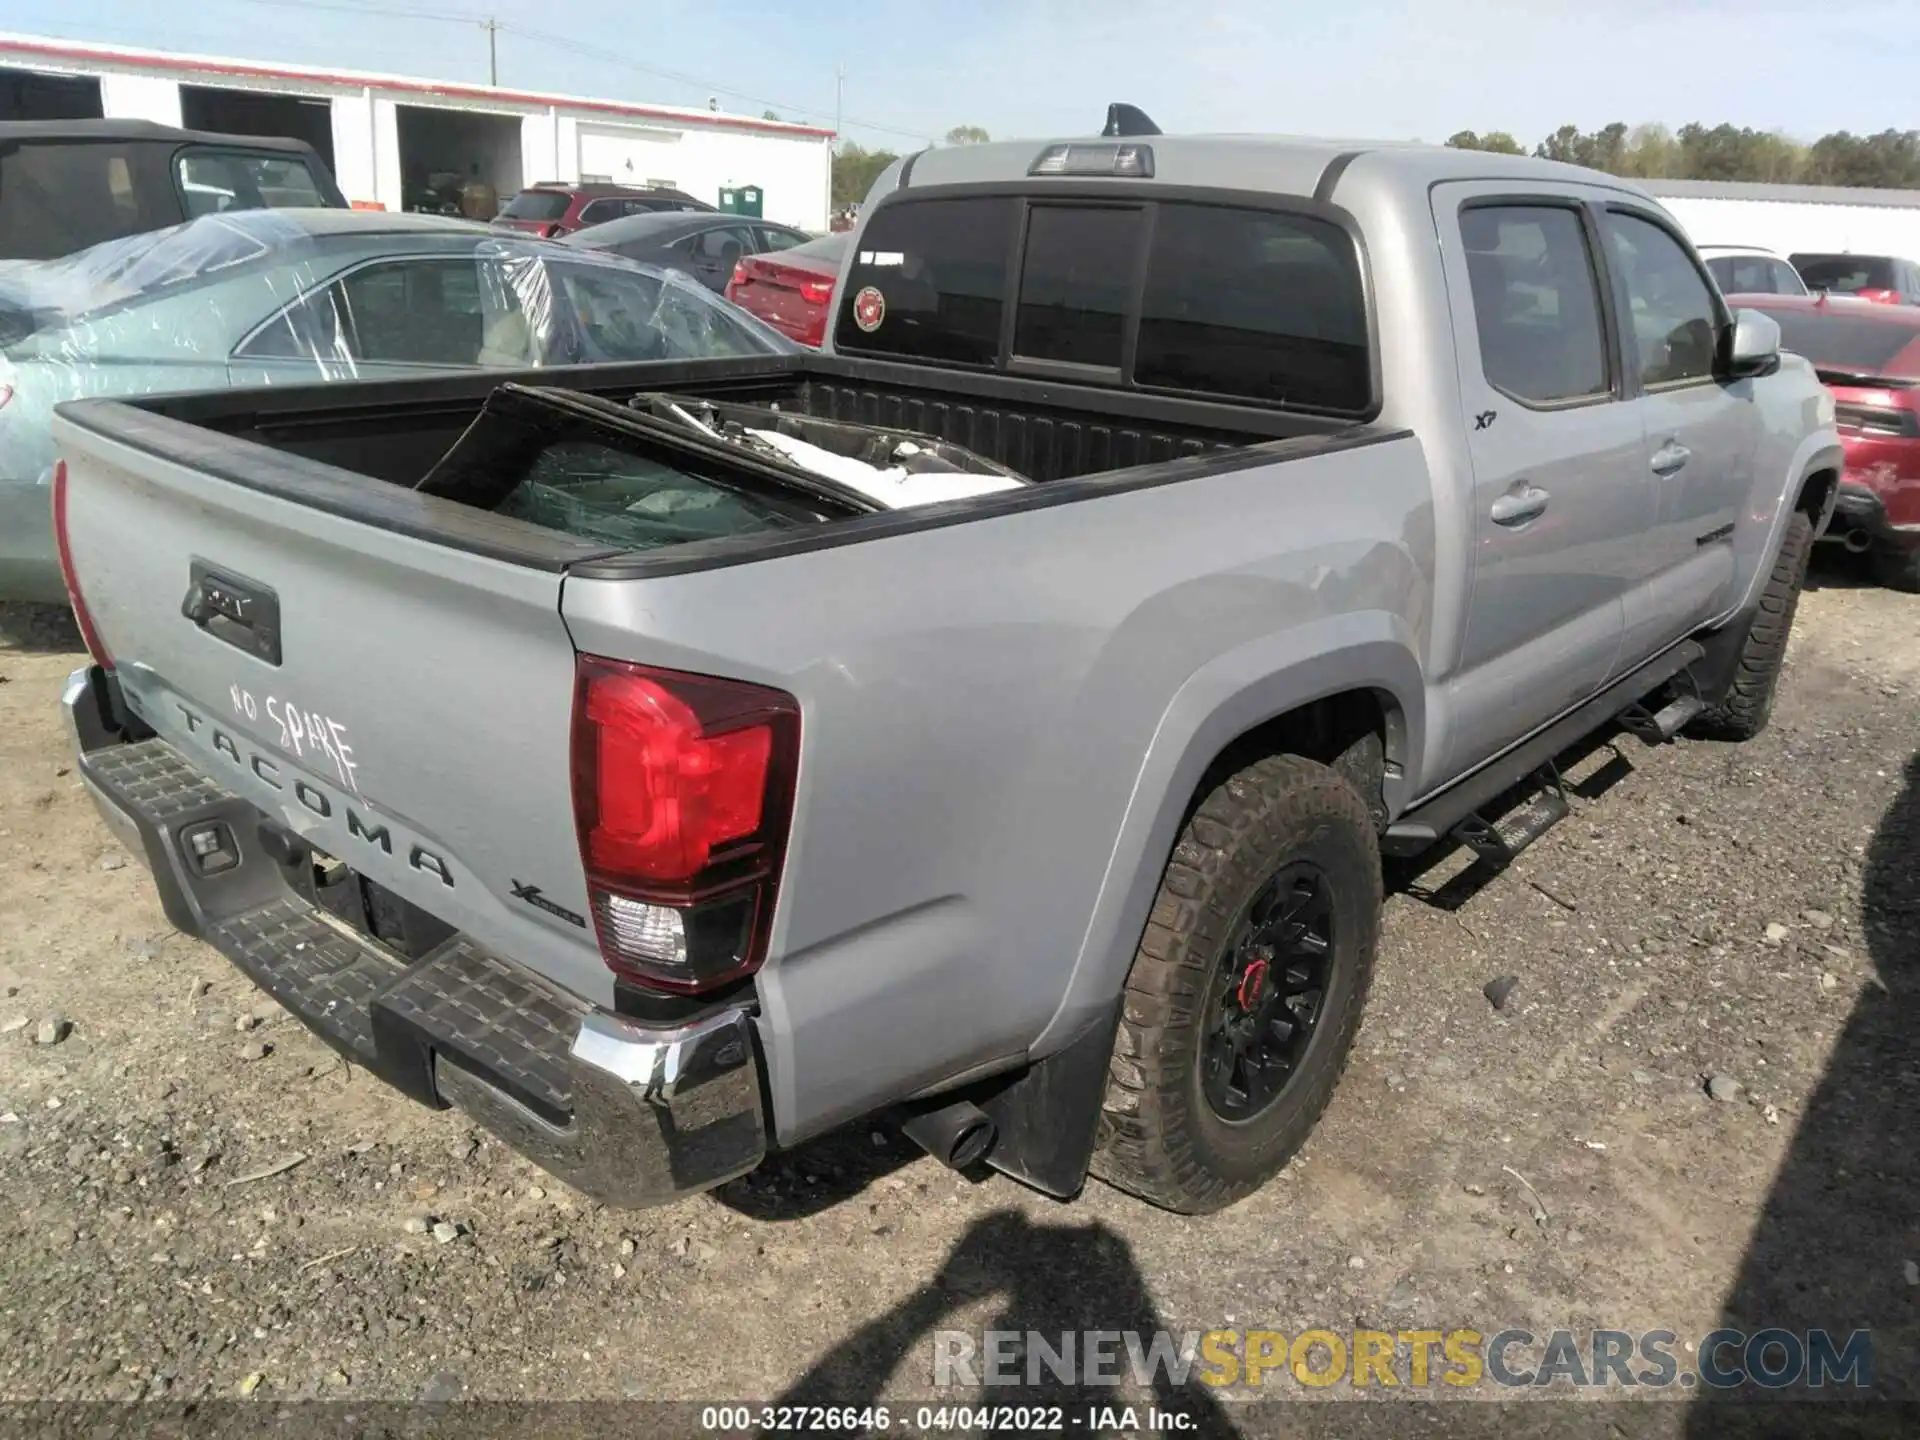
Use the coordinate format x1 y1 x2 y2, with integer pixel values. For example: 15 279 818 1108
1459 205 1610 405
1605 211 1720 386
690 225 755 261
1013 205 1142 369
176 151 328 217
240 257 526 367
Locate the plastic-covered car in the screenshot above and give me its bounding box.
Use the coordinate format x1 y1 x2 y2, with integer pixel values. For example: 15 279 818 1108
0 207 793 602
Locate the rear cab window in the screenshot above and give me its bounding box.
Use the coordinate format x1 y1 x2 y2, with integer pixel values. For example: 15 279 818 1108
833 191 1372 415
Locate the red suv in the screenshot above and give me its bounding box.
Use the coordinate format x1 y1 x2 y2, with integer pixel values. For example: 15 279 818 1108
1732 291 1920 589
492 182 713 239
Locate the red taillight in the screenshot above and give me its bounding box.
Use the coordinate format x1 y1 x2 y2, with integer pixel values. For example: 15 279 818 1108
571 656 799 994
798 278 835 307
51 460 111 670
728 260 749 293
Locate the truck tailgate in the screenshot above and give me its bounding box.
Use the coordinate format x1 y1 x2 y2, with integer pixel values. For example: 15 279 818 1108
51 407 618 1009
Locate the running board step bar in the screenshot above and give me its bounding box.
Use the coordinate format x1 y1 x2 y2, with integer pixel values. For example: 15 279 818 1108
1617 693 1704 745
1451 765 1569 870
1383 639 1705 857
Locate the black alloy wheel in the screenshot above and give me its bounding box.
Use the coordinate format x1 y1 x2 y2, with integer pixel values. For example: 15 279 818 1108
1202 863 1334 1121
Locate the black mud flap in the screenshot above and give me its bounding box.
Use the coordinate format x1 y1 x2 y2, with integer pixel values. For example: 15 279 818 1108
974 999 1123 1200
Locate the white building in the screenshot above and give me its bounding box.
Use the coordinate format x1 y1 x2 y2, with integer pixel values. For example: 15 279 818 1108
0 31 835 231
1643 179 1920 262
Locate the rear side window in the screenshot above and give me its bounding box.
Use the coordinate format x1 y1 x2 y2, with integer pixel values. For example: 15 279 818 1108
834 196 1014 365
0 140 169 260
1135 205 1368 411
1013 205 1142 369
1459 205 1610 405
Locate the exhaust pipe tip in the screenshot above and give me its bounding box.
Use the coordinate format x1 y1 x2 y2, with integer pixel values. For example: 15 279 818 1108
1843 528 1873 554
900 1099 997 1171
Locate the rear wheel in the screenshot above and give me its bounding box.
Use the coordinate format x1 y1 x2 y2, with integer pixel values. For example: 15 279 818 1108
1090 754 1380 1214
1687 509 1814 742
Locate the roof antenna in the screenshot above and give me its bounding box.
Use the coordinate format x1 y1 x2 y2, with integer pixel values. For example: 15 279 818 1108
1102 103 1162 138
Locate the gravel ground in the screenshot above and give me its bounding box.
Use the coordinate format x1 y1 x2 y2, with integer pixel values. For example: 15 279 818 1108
0 559 1915 1436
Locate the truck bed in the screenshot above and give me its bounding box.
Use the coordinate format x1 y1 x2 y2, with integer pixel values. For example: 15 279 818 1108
114 351 1355 500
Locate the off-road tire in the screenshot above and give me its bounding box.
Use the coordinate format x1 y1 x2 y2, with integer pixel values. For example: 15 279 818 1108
1090 754 1380 1214
1870 539 1920 595
1686 509 1814 742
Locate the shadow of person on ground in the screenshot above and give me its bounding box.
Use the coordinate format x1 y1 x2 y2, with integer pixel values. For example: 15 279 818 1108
1685 750 1920 1436
766 1209 1236 1436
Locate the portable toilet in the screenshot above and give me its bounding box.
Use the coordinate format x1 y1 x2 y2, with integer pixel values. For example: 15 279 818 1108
719 185 764 218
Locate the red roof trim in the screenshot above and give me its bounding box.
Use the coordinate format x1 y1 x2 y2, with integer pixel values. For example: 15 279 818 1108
0 35 837 138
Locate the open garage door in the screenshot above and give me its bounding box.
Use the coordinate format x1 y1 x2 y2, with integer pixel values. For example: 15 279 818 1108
396 105 522 219
179 84 335 171
0 66 104 121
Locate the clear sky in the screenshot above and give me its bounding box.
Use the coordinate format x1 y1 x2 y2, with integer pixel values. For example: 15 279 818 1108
7 0 1918 151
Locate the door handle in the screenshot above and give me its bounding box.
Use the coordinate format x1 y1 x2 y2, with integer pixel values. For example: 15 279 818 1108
1651 441 1691 476
1490 484 1550 526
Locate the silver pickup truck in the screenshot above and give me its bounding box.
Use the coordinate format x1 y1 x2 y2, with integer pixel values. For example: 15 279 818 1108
50 125 1841 1215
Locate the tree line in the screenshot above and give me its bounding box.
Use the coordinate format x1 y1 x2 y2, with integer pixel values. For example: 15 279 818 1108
831 126 989 210
831 121 1920 212
1446 123 1920 189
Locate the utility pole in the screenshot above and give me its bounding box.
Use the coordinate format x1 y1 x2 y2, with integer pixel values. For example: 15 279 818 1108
483 17 499 86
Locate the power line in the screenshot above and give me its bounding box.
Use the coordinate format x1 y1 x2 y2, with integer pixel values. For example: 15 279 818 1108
230 0 491 24
503 23 936 142
168 0 938 142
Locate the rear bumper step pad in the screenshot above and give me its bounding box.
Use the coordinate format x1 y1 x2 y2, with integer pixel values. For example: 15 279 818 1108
67 671 765 1208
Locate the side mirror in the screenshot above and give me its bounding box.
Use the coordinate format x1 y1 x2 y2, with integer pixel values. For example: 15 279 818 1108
1725 308 1782 378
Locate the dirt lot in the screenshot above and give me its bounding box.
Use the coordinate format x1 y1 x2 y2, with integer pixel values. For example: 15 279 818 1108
0 562 1914 1435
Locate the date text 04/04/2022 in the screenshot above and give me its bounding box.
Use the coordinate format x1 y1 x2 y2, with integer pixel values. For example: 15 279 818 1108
698 1405 1196 1432
229 683 359 795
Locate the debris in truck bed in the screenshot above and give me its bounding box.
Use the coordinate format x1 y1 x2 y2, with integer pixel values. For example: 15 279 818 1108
629 392 1029 508
741 426 1026 507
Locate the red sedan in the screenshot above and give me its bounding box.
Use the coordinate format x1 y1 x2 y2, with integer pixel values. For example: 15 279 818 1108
725 232 848 349
1730 292 1920 590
